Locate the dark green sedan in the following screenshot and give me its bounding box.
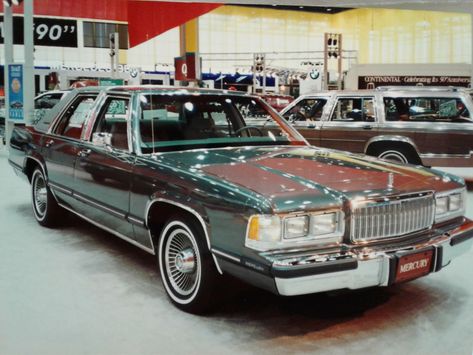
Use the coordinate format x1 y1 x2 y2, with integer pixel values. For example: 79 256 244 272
9 86 473 313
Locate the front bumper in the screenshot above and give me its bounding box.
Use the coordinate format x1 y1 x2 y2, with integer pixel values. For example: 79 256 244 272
271 218 473 296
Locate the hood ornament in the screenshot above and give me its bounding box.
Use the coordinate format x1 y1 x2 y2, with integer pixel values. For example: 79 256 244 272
388 173 394 189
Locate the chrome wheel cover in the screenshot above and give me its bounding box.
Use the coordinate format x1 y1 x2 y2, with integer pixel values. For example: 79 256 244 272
164 227 200 297
379 150 408 164
33 172 47 217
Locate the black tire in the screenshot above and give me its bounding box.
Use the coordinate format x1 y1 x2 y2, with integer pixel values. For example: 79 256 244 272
374 146 421 165
158 215 219 314
31 168 64 227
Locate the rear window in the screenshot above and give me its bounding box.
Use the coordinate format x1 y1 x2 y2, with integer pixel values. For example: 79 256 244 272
384 97 471 123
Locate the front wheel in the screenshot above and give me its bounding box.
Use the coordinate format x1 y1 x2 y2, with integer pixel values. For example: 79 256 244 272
31 168 64 227
158 216 219 314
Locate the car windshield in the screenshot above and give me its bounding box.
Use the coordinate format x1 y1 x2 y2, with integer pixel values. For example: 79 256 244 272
138 93 306 153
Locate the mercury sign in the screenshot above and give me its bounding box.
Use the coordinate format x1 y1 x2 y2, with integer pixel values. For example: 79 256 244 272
8 64 24 121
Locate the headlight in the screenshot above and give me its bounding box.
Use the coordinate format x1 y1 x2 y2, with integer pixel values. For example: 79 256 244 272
311 213 338 236
284 215 309 239
435 188 466 223
246 211 344 251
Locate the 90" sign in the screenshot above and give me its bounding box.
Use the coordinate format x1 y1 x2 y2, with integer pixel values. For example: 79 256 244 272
0 17 78 47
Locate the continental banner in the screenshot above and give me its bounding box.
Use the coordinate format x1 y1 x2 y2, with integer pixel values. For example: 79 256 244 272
358 75 471 89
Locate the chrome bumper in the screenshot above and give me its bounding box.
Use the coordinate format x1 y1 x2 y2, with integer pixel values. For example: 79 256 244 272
273 220 473 296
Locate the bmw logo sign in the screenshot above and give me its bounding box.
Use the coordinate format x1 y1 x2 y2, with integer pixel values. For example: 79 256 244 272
310 69 320 80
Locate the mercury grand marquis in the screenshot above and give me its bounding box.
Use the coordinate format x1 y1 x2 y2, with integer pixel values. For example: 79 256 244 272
9 86 473 313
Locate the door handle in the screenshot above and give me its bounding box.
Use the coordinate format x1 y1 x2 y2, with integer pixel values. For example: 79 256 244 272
45 139 55 147
362 125 373 130
78 149 91 157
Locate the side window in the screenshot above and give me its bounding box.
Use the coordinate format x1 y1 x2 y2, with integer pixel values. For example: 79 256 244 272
331 97 375 122
35 93 63 109
284 99 327 122
94 97 130 150
53 95 97 139
384 97 471 123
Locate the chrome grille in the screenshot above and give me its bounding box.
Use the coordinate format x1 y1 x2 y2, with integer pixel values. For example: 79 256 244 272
351 194 435 242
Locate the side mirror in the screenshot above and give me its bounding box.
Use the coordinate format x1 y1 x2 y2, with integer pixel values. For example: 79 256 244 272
92 132 112 147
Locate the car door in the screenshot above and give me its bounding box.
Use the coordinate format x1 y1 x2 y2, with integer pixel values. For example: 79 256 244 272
320 95 378 153
281 97 329 146
73 94 135 238
380 94 473 167
43 94 97 206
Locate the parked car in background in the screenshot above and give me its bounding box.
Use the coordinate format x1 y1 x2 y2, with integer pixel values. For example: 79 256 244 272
258 93 294 111
9 86 473 314
280 87 473 167
0 90 69 141
33 90 70 123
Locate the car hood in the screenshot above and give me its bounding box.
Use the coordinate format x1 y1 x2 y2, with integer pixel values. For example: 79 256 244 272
158 146 462 212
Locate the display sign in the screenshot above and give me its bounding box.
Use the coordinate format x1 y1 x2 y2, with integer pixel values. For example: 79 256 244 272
174 56 187 81
8 64 24 121
174 52 201 81
99 78 124 86
358 75 471 89
51 64 140 78
0 16 78 47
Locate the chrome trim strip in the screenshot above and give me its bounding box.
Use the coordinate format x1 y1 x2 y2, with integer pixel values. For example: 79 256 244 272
127 215 146 227
48 182 73 196
73 193 126 219
420 152 473 159
58 202 155 255
321 138 365 143
145 198 223 274
211 248 241 263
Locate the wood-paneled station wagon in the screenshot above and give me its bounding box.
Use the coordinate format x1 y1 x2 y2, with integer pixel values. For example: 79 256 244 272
280 87 473 167
9 86 473 313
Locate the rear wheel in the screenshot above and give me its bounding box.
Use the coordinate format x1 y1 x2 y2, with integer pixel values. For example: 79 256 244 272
373 145 421 165
31 168 64 227
158 215 219 314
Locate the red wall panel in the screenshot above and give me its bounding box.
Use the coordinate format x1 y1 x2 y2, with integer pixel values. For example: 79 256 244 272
1 0 128 21
127 1 222 47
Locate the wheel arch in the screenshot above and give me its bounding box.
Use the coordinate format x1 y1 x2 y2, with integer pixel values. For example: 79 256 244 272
364 135 422 163
145 198 223 274
24 155 47 183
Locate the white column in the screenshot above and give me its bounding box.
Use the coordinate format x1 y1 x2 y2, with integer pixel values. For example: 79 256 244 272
23 0 35 126
3 5 14 148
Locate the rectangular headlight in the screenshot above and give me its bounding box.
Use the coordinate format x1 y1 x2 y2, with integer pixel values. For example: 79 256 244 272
449 193 463 211
311 213 338 236
435 189 466 223
246 211 344 251
435 196 449 216
284 215 309 239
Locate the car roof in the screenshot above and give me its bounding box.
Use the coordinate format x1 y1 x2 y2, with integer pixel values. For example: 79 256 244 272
297 87 470 98
97 85 254 97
